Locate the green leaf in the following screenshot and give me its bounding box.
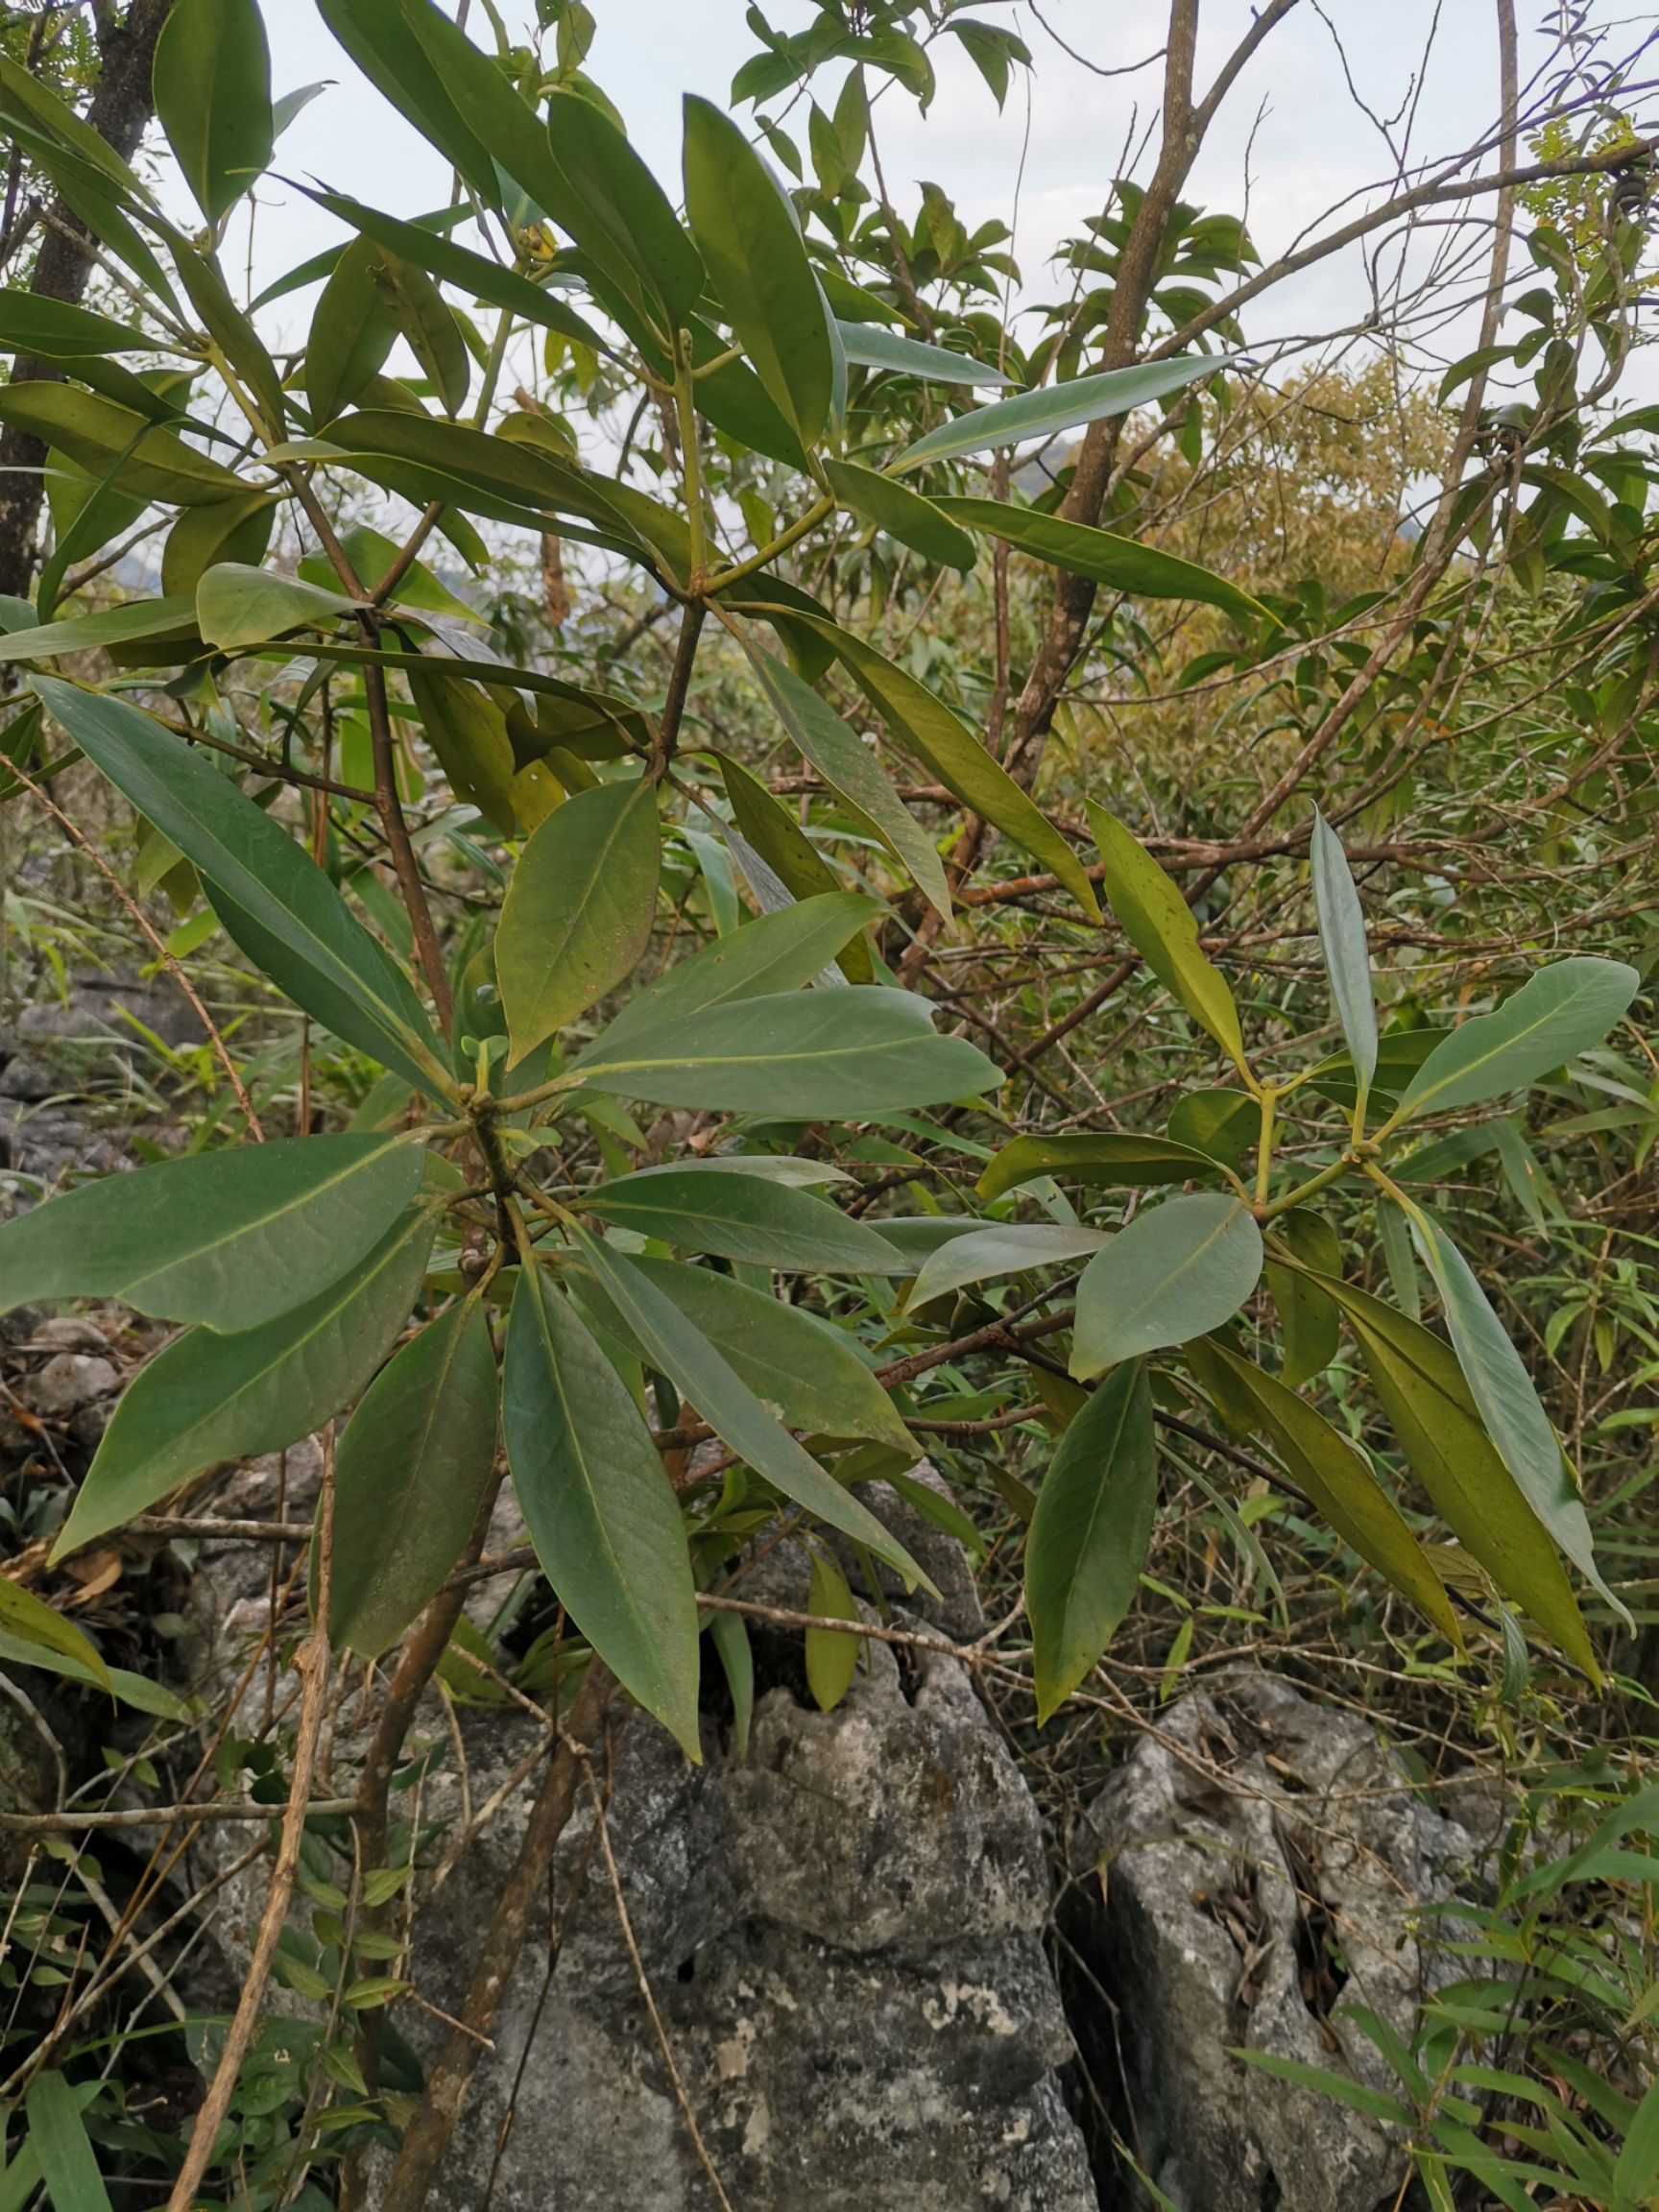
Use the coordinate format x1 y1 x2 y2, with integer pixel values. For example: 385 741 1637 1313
330 1299 499 1659
196 563 357 653
600 1255 913 1451
307 188 604 355
825 460 976 570
1232 2049 1413 2129
716 754 871 978
835 322 1013 385
1391 958 1640 1125
0 294 176 359
709 1608 753 1757
781 613 1100 920
24 2073 112 2212
159 225 287 437
891 353 1225 473
1408 1212 1622 1623
544 87 705 328
0 595 199 668
1612 2079 1659 2211
316 0 497 202
683 94 833 446
306 236 397 425
162 493 277 596
572 1230 929 1592
153 0 273 221
1310 811 1378 1111
573 891 882 1070
52 1210 437 1559
1166 1088 1261 1166
977 1129 1221 1202
0 1132 424 1332
578 1166 903 1272
324 409 637 541
502 1263 697 1757
1087 802 1246 1070
1312 1271 1597 1676
34 679 448 1094
0 383 242 505
1263 1208 1341 1387
497 777 660 1061
936 496 1267 623
573 986 1000 1118
301 525 481 625
1027 1358 1157 1721
1185 1336 1461 1643
0 1638 189 1718
1071 1194 1262 1380
0 1577 111 1693
805 1550 860 1712
907 1221 1112 1310
404 665 519 833
369 251 469 416
742 643 951 918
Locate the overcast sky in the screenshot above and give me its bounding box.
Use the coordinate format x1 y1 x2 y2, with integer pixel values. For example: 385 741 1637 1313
209 3 1640 389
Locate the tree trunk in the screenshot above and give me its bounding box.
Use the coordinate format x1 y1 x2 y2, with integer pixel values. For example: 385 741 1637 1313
0 0 176 602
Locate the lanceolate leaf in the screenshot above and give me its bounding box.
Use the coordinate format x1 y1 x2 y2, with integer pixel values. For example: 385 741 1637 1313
891 353 1225 473
683 94 833 447
0 295 176 359
571 986 999 1117
0 384 243 505
1027 1358 1157 1721
1071 1193 1262 1380
0 1133 424 1332
937 496 1267 623
1167 1087 1261 1166
1408 1211 1623 1623
497 778 660 1061
825 460 976 570
836 323 1013 385
781 613 1100 919
1087 802 1246 1070
743 645 951 918
977 1130 1221 1202
907 1221 1112 1309
573 891 882 1071
1264 1207 1341 1388
1390 957 1640 1126
577 1254 915 1452
34 679 448 1094
306 235 397 425
1310 811 1378 1111
503 1262 701 1756
152 0 274 222
316 0 498 202
1186 1335 1461 1643
0 597 199 667
24 2074 113 2212
53 1210 437 1559
805 1550 860 1712
578 1166 903 1272
330 1299 499 1659
572 1229 929 1591
0 1576 112 1691
544 88 705 328
307 189 604 353
1312 1269 1597 1676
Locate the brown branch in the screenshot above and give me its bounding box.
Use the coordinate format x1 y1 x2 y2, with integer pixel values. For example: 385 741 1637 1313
162 1444 335 2212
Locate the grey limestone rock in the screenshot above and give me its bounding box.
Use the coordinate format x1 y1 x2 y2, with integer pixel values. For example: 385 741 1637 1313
404 1629 1096 2212
1065 1668 1481 2212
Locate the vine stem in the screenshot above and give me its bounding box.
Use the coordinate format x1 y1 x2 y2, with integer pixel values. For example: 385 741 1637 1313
161 1439 336 2212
